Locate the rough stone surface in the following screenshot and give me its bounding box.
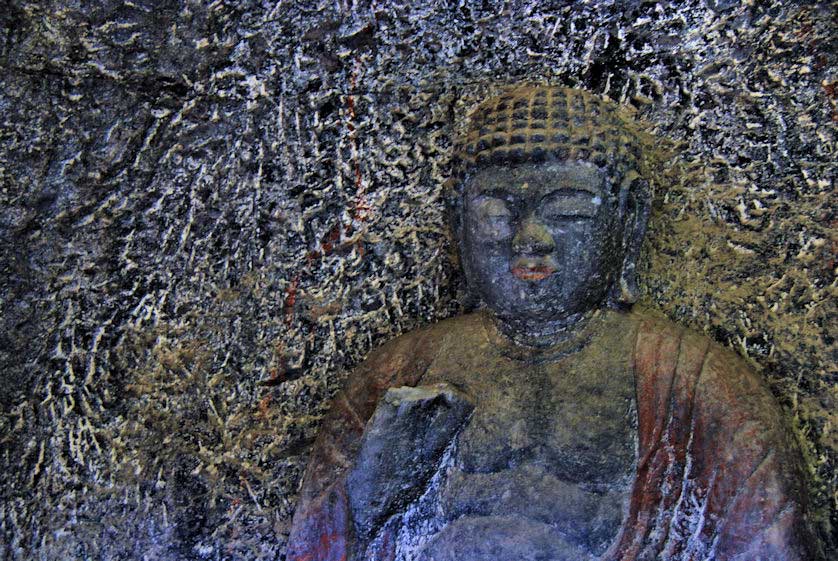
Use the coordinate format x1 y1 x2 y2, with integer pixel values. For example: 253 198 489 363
0 1 835 559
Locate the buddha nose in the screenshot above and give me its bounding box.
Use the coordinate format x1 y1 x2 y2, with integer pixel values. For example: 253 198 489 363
512 217 555 255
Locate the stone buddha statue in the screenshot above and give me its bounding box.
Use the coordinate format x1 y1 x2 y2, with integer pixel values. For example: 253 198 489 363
287 86 819 561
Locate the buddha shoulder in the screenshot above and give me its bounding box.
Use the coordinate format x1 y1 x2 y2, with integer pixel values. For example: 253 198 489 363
359 314 488 366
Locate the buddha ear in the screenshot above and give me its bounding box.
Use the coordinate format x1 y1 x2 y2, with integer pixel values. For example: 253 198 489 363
445 179 466 254
616 177 651 306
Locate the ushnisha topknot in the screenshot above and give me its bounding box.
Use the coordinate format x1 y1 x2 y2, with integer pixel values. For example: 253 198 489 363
456 85 657 181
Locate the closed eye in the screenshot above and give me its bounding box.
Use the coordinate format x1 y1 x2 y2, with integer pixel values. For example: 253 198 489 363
470 195 514 240
541 190 601 219
474 196 513 219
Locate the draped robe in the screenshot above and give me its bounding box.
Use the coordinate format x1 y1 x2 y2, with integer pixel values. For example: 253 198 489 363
286 309 816 561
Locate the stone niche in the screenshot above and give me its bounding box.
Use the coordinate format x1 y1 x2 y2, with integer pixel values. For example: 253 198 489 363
0 1 835 560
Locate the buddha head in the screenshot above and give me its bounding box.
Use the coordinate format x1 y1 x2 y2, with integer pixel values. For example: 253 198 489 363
453 86 658 341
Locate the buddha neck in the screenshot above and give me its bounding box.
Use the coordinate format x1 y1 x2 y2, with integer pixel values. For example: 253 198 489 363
485 308 603 363
495 309 595 346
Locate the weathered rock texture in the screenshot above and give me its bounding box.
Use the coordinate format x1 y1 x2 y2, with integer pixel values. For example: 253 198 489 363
0 1 835 559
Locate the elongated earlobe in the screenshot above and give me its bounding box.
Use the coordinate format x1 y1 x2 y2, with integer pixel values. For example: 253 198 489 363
618 262 640 305
615 179 651 306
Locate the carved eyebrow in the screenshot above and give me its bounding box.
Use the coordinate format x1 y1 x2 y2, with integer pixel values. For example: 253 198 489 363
472 171 602 196
541 187 601 199
474 187 517 201
541 200 600 220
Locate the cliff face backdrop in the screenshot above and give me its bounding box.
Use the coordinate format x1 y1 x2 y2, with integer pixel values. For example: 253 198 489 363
1 1 835 559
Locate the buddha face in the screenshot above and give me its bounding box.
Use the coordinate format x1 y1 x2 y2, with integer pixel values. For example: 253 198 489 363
460 161 629 330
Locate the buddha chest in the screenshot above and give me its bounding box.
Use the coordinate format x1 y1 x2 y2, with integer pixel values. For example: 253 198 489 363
450 356 637 484
410 317 638 560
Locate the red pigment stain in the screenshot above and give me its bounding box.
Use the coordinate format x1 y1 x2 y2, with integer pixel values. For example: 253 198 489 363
283 275 300 324
258 365 286 387
227 498 242 515
321 223 342 254
511 265 557 281
286 60 373 332
257 393 273 417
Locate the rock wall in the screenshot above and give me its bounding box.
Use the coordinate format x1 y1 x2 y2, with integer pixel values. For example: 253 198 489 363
1 1 835 559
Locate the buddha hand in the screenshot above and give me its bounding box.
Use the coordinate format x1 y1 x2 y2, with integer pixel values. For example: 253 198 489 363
346 383 474 547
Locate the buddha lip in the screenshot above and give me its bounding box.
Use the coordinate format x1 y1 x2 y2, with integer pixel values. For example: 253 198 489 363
511 265 556 281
